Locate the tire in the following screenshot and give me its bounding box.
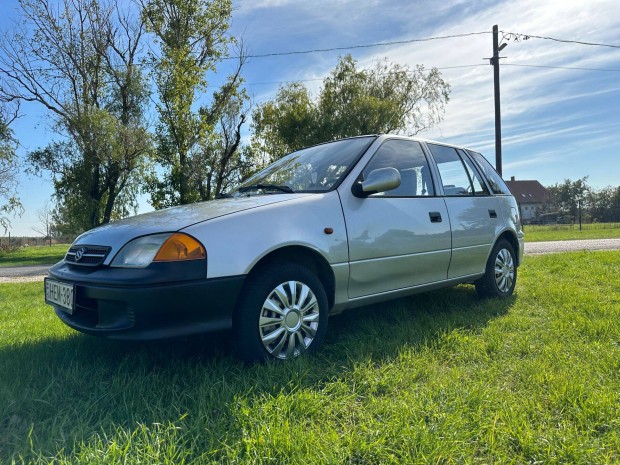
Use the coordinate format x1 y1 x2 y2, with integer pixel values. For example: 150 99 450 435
475 239 517 298
233 263 328 363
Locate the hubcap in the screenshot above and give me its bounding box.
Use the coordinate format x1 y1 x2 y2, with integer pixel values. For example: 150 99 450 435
494 248 515 293
258 281 320 359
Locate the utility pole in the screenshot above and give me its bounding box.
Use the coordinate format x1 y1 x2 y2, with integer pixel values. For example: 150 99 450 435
490 25 506 176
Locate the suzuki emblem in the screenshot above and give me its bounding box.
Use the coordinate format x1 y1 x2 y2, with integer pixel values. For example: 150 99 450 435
75 247 86 262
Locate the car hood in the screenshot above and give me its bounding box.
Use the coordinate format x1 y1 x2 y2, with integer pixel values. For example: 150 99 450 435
73 194 312 261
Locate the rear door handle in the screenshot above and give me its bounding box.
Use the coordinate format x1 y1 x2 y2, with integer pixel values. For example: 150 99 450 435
429 211 442 223
488 209 497 219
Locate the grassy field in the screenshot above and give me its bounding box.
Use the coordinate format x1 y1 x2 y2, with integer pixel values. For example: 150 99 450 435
0 244 68 267
524 222 620 242
1 251 620 464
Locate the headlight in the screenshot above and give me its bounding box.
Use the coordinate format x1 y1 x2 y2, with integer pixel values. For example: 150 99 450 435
111 233 206 268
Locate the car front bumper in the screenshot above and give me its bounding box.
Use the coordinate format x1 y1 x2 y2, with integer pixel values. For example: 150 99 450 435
47 262 245 340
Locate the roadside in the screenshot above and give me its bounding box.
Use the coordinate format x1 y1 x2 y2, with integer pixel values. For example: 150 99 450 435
0 244 68 268
524 238 620 255
523 223 620 242
2 238 620 283
0 265 51 283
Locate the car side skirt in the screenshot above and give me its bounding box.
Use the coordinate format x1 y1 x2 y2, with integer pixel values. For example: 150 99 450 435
338 273 485 311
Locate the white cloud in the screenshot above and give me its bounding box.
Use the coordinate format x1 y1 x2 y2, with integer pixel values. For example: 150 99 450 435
240 0 620 185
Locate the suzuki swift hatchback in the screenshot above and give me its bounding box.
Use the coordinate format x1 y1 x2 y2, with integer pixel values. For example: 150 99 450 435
45 135 524 361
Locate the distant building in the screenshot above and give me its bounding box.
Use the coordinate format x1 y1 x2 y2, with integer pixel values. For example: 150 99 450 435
505 177 551 222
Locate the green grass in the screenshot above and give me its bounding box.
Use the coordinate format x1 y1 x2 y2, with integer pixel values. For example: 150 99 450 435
0 244 68 267
1 251 620 464
524 222 620 242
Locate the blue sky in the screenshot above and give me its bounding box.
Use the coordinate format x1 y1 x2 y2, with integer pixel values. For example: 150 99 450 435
3 0 620 236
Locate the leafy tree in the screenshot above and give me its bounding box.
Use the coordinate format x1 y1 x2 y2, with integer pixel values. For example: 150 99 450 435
588 186 620 223
29 138 148 237
547 177 591 223
251 54 451 160
0 102 22 233
0 0 151 233
141 0 247 207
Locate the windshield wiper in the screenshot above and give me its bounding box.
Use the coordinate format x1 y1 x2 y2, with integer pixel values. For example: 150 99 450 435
237 184 295 194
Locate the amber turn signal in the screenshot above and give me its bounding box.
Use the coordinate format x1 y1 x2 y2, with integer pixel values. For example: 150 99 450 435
153 233 206 262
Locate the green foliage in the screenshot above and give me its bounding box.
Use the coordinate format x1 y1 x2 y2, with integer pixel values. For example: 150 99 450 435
543 177 620 224
28 123 150 237
251 54 451 161
2 252 620 463
588 186 620 222
546 176 590 222
142 0 249 207
0 104 22 233
0 0 152 234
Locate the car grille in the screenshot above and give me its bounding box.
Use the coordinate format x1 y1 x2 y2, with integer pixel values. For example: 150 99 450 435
65 245 111 267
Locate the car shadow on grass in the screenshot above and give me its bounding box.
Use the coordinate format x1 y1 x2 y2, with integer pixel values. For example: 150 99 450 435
1 285 516 462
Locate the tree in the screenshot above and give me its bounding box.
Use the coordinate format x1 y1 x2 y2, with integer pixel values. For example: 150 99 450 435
547 177 591 223
588 186 620 223
251 54 451 160
0 101 22 233
32 200 54 246
0 0 151 233
140 0 247 207
192 95 254 200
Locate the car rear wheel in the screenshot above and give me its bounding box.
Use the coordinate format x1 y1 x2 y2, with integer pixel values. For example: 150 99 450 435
233 263 328 362
475 239 517 298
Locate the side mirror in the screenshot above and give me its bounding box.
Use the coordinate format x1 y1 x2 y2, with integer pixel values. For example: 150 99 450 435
352 167 401 197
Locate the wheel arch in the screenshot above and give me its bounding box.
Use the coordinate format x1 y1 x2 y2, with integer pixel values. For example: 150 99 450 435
244 245 336 310
495 230 521 266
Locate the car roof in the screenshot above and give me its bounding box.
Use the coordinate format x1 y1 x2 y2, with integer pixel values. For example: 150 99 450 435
372 134 469 151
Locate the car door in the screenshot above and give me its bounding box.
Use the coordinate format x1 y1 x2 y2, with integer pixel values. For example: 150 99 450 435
425 143 502 279
342 139 452 299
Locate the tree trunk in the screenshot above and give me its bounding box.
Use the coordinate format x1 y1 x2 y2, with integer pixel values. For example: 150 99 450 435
179 149 189 204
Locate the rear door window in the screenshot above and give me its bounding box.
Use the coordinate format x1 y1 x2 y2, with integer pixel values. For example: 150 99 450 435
427 144 487 196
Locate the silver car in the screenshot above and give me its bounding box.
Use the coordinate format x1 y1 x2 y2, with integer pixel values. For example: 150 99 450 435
45 135 524 361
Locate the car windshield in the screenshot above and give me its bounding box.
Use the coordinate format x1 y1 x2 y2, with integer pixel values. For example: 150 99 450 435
230 136 376 196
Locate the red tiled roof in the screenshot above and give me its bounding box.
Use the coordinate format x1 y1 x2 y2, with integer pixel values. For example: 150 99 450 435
505 180 550 204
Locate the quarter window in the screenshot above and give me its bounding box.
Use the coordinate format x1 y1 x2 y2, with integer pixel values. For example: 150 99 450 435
363 139 435 197
459 150 489 195
466 150 512 195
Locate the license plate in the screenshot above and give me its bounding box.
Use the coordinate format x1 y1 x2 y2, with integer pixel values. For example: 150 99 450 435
45 279 74 314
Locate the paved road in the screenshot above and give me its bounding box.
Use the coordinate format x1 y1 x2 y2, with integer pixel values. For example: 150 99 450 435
524 238 620 255
1 239 619 282
0 264 51 282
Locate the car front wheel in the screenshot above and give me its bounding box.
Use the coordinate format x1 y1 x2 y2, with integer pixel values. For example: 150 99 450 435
475 239 517 298
233 263 328 362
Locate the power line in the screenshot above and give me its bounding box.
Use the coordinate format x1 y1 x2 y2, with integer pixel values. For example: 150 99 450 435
225 32 491 59
228 30 620 61
5 28 619 74
239 61 620 89
500 31 620 49
2 32 492 74
4 30 620 92
504 63 620 72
